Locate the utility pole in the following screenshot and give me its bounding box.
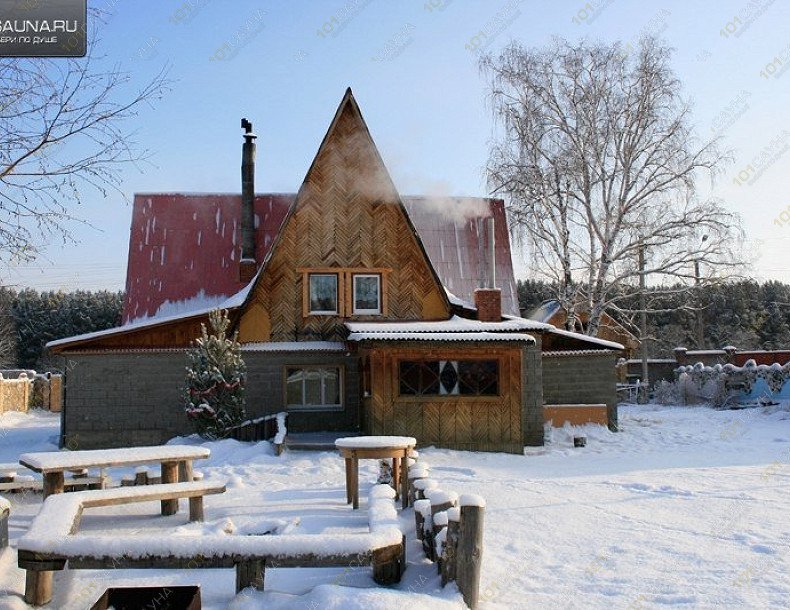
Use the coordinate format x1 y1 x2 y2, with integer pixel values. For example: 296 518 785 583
638 239 649 403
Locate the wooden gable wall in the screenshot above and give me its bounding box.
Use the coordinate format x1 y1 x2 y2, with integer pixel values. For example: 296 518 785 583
238 92 450 343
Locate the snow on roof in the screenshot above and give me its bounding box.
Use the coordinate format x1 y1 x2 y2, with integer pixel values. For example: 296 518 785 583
444 287 472 309
242 341 347 352
347 331 536 344
46 277 259 350
544 349 620 357
346 315 548 334
546 327 624 350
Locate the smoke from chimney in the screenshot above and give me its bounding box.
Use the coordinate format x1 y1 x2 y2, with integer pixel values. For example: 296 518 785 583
239 118 257 283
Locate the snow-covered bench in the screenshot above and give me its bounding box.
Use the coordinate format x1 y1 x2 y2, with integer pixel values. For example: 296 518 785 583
0 494 9 549
0 462 105 493
19 445 211 515
18 483 404 606
18 480 226 605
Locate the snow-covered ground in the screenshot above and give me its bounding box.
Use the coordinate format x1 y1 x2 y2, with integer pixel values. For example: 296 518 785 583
1 403 789 609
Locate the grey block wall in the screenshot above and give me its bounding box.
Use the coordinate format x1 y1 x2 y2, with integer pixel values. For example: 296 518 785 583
542 352 619 431
522 340 544 447
62 350 360 449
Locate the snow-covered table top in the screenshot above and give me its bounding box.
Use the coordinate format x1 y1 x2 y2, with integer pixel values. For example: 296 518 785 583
0 463 19 475
19 445 211 472
335 436 416 449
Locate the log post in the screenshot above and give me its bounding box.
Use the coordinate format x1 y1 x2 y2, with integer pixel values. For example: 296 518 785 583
457 498 485 610
25 570 53 606
236 559 265 592
178 460 194 483
412 478 438 503
391 457 400 502
345 458 353 504
425 490 458 562
160 461 179 515
372 544 403 585
441 507 460 586
400 455 409 509
0 503 8 549
42 472 64 500
189 496 204 522
413 499 431 542
351 457 360 510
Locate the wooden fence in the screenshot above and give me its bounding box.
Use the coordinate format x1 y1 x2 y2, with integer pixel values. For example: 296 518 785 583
0 372 63 414
407 455 485 609
0 373 31 414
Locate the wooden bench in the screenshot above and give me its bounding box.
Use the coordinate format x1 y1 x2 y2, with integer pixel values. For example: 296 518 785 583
0 495 9 549
19 481 226 605
0 462 105 493
18 483 404 606
19 445 211 515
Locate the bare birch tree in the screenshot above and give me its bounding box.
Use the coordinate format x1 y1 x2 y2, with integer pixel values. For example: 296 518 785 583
481 37 743 336
0 30 170 262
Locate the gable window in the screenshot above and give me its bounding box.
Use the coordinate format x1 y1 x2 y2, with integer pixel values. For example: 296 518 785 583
309 273 338 314
399 360 499 396
353 274 381 315
285 367 342 410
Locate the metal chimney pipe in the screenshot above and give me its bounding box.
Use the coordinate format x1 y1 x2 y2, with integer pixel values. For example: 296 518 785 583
240 118 257 264
487 216 496 288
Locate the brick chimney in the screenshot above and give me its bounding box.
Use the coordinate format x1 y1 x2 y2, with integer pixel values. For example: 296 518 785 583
475 288 501 322
239 118 257 284
475 216 501 322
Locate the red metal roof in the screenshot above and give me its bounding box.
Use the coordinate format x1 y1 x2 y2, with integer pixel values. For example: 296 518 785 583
122 193 520 323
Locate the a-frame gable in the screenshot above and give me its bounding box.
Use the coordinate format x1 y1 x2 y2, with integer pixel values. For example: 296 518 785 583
238 88 451 342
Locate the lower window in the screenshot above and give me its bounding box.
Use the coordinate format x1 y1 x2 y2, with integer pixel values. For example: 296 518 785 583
399 360 499 396
286 367 342 410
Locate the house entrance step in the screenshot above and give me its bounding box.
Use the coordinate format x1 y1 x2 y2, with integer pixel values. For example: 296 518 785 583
284 431 360 451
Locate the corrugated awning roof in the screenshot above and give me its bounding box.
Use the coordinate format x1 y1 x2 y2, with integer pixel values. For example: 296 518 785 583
346 315 549 334
347 331 535 344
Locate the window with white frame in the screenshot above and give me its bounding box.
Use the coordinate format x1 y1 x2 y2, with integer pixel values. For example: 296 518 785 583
285 367 342 410
309 273 338 314
353 274 381 314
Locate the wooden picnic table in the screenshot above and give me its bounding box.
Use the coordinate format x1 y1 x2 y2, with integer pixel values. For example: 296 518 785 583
18 445 211 515
335 436 416 510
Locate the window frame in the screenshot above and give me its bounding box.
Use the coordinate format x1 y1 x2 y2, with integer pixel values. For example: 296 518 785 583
283 365 344 412
352 273 382 315
307 273 339 315
396 358 502 399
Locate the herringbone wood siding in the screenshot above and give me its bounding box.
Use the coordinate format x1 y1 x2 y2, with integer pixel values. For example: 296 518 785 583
239 97 449 343
363 345 524 453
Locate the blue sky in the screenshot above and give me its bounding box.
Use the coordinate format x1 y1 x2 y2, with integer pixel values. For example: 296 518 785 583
4 0 790 290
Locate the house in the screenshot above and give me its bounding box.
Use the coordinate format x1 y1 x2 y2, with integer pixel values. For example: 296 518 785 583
528 300 640 358
48 89 623 453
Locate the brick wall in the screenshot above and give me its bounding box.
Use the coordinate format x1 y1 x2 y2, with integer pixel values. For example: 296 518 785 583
542 352 619 431
62 351 360 449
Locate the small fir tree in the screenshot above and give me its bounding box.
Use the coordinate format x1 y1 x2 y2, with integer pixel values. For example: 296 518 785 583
184 309 247 439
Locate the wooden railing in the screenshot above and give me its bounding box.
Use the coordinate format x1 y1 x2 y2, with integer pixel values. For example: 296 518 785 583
227 412 287 454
